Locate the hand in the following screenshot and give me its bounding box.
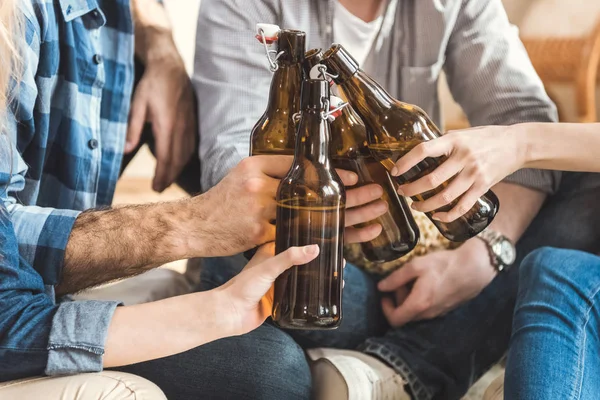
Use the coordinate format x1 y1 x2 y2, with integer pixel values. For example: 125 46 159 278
196 156 388 257
217 243 320 335
126 37 197 193
377 239 495 327
391 126 525 222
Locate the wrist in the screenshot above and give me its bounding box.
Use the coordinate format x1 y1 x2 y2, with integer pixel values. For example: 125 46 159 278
514 123 537 169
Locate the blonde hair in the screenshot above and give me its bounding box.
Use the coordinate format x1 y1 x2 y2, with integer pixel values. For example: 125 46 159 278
0 0 21 128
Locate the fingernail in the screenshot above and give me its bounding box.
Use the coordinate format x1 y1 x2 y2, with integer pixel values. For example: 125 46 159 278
304 245 319 255
397 188 404 196
371 185 384 198
391 167 400 176
432 215 442 221
411 203 418 211
377 201 389 213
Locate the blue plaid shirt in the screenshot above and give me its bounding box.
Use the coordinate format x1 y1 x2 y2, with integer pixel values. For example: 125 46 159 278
1 0 134 376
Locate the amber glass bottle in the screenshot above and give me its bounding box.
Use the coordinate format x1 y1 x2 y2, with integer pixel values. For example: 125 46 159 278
321 45 499 242
250 30 306 156
273 79 345 330
303 49 419 263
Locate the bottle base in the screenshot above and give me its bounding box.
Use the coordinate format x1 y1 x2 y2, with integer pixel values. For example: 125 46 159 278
272 318 342 331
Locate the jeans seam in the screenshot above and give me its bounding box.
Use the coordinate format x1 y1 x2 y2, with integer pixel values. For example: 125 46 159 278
572 283 600 400
362 342 433 400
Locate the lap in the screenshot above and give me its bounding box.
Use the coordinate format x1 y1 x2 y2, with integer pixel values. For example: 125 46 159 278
114 323 312 400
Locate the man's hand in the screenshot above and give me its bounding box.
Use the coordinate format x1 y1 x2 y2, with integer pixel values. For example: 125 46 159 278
126 45 197 193
377 239 495 327
195 155 388 257
128 0 197 193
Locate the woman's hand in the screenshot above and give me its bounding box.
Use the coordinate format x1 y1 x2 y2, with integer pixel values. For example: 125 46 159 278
216 243 319 336
391 125 526 222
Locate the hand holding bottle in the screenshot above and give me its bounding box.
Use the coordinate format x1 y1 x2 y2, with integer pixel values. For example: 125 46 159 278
216 243 320 336
391 125 525 223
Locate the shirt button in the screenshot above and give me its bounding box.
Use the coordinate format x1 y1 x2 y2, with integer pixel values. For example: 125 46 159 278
93 54 103 65
88 139 99 150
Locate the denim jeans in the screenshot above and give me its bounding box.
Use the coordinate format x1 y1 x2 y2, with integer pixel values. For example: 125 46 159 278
505 247 600 400
115 172 600 400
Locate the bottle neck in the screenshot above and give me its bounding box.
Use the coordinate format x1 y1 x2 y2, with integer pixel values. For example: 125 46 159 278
265 63 302 117
338 71 396 123
295 110 332 166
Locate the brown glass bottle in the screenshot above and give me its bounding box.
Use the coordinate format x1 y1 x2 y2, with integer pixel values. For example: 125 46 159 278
304 49 419 262
321 45 499 242
273 79 345 330
250 30 306 156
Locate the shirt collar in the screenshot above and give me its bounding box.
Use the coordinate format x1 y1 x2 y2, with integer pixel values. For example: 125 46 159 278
59 0 100 22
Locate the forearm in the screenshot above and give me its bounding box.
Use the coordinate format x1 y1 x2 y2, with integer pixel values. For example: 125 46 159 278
131 0 179 64
487 182 546 243
103 290 232 368
59 199 208 295
519 123 600 173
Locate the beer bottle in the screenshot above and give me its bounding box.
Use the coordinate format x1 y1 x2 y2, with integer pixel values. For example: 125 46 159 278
250 29 306 156
273 79 345 330
321 45 499 242
304 49 419 263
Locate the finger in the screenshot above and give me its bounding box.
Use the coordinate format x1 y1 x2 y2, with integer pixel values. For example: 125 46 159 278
391 140 450 177
152 125 175 193
335 169 359 187
246 243 276 269
344 224 382 244
432 186 485 223
253 245 320 281
410 174 474 214
125 88 148 154
345 200 388 227
397 158 463 198
378 263 420 292
383 294 426 327
246 155 294 179
381 297 398 325
346 184 383 209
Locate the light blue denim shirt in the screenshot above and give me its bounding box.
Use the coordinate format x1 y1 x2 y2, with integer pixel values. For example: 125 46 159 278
0 0 134 377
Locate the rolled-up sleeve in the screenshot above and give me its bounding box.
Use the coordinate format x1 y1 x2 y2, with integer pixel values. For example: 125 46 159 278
45 299 121 376
444 0 560 194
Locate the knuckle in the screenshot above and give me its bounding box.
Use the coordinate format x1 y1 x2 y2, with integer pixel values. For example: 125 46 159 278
457 203 471 216
416 142 430 157
427 172 439 188
242 177 265 194
441 190 455 205
237 157 256 174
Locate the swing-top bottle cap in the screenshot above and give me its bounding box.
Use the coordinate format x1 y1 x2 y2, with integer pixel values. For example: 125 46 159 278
329 96 344 119
256 23 280 44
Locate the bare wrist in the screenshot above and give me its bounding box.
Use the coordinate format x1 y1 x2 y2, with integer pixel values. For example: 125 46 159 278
514 123 536 169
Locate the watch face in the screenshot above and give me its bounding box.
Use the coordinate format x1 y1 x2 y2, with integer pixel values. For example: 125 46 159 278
498 240 517 265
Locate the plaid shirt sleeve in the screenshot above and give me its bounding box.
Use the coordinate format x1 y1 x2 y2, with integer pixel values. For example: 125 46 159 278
2 7 80 287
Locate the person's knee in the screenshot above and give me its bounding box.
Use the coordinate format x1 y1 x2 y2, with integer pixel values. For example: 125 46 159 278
238 330 312 399
96 371 166 400
520 247 597 288
0 372 166 400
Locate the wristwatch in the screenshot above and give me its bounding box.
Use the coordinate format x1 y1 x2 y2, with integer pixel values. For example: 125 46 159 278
476 229 517 273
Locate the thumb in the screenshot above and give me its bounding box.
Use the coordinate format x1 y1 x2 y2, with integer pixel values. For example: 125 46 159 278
125 89 148 154
233 245 320 302
252 244 320 282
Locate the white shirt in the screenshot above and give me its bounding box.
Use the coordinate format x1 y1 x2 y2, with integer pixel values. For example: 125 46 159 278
333 1 386 66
